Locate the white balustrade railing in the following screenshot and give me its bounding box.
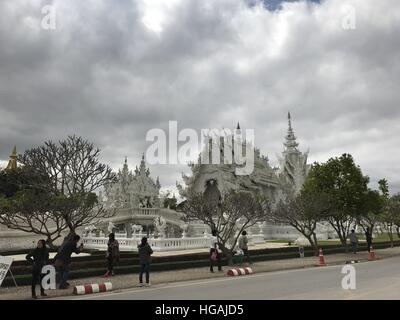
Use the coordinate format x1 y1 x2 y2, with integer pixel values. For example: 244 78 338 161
82 234 266 252
83 236 211 252
132 208 159 216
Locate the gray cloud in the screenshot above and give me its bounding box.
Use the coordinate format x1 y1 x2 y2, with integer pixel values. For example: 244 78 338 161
0 0 399 194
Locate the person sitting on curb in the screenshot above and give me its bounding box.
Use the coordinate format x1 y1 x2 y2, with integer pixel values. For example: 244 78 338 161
26 239 49 299
138 237 153 287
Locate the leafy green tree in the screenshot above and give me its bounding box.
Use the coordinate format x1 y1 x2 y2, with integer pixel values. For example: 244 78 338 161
0 167 67 247
389 194 400 238
381 185 400 248
357 189 384 240
303 154 369 251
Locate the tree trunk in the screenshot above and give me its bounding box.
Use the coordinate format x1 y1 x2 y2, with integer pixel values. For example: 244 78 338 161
339 236 348 252
221 248 234 266
226 253 234 266
312 232 319 256
46 236 56 250
389 227 394 248
305 235 318 256
328 220 349 253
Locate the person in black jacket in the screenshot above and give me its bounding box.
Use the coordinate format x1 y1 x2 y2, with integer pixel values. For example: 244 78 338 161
104 233 120 277
26 239 49 299
365 227 373 252
138 237 153 287
54 234 83 289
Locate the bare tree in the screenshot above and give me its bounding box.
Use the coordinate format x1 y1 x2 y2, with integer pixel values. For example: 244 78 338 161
19 136 116 236
272 191 331 255
184 190 271 265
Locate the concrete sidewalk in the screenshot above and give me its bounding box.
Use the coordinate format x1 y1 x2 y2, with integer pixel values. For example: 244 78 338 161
1 246 399 300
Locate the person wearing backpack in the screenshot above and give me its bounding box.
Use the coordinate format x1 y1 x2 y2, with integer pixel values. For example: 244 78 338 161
209 229 222 273
138 237 153 287
104 233 120 277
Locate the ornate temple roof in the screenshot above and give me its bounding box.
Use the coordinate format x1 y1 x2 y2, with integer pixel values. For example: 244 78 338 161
103 154 161 209
179 113 310 200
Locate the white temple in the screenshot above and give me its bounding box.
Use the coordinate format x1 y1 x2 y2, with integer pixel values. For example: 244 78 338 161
102 154 161 209
178 112 311 204
0 114 334 252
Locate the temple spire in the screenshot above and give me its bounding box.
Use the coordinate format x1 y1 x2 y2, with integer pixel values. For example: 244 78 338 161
140 153 146 170
123 156 129 172
284 112 299 151
236 122 241 130
6 146 17 171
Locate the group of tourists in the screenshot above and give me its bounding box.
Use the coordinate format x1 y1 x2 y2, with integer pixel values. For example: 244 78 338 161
349 228 373 254
208 230 252 273
25 232 154 298
25 227 373 298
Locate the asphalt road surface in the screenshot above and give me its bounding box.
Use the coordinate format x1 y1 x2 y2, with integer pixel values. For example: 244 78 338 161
62 256 400 300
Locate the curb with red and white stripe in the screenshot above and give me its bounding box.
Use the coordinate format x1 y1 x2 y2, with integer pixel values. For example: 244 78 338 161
227 267 254 277
73 282 113 295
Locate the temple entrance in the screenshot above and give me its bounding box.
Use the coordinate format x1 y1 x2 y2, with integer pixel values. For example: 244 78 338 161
203 179 221 206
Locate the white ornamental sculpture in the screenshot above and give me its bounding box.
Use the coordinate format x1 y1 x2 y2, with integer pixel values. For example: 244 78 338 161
294 236 309 246
258 222 265 235
85 225 96 237
154 216 167 238
107 221 116 234
181 224 188 238
131 224 143 238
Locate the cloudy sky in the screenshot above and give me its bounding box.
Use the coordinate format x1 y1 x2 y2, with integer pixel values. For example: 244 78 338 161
0 0 399 195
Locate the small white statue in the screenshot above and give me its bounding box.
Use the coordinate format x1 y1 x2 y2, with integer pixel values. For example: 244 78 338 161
154 216 167 238
107 221 116 234
181 224 188 238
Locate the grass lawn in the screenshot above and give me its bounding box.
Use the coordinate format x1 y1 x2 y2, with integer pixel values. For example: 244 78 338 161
266 233 400 247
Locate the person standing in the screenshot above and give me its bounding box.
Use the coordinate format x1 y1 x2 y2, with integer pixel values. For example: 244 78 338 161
365 228 373 252
104 233 120 277
26 239 49 299
54 234 83 289
138 237 153 287
349 229 358 254
238 231 252 265
209 229 222 273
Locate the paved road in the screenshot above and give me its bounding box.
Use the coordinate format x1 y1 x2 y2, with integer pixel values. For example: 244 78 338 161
62 256 400 300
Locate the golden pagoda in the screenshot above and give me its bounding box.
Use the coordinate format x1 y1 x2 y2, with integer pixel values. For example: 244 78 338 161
5 146 17 171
